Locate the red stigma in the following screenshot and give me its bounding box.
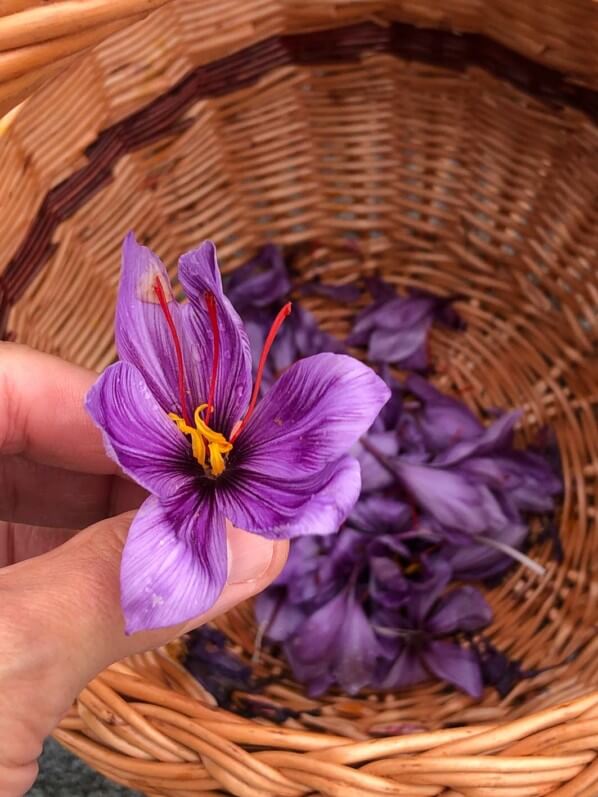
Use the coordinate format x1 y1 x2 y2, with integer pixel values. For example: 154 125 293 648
153 277 191 426
205 292 220 426
231 302 292 443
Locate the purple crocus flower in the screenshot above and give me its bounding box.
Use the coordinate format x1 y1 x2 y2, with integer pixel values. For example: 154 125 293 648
86 234 390 633
376 562 492 697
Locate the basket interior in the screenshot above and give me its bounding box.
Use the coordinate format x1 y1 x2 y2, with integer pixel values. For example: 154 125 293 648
2 20 597 735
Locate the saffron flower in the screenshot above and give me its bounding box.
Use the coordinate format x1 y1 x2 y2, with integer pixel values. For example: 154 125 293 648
375 561 492 696
86 234 390 633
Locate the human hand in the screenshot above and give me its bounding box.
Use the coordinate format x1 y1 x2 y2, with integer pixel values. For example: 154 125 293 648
0 343 287 796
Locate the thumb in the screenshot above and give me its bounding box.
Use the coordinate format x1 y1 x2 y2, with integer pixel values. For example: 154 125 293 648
0 513 287 699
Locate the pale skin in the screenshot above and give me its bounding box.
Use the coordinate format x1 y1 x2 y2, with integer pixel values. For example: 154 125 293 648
0 343 288 796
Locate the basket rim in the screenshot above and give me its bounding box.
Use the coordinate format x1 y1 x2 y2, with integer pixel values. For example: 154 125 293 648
2 18 598 341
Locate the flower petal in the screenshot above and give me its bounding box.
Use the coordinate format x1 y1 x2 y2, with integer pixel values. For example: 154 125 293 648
121 494 227 633
395 461 508 535
220 456 361 539
285 586 381 695
115 233 205 415
178 241 252 434
348 494 412 534
86 361 191 497
225 244 291 310
237 353 390 479
254 589 306 642
422 641 483 698
426 586 493 634
448 521 528 581
380 645 428 689
354 431 399 492
434 410 521 467
368 322 430 364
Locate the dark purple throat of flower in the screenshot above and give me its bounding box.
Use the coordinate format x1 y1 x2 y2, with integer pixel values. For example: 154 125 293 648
153 276 292 477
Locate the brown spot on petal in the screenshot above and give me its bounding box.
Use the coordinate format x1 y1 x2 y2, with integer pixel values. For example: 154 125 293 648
137 266 171 304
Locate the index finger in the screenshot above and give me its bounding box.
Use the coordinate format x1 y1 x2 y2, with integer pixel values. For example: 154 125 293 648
0 342 117 474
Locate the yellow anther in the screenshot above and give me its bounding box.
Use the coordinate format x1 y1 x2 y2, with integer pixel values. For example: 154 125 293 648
208 442 226 476
169 406 231 476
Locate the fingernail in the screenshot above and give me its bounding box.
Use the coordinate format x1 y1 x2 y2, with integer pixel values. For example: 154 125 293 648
226 523 274 584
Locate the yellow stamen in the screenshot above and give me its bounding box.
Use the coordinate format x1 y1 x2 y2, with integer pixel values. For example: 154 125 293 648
169 404 232 477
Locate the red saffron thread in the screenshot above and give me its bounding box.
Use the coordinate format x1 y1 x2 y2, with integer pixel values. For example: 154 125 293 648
153 277 191 426
205 292 220 426
231 301 292 443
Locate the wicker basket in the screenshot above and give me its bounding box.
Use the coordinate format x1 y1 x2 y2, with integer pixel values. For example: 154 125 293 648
2 1 598 795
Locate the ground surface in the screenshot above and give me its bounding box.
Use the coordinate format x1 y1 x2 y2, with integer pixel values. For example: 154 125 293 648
28 739 141 796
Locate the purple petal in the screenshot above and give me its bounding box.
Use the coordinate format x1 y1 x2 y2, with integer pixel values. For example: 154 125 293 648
178 241 252 434
381 646 428 689
354 431 399 492
334 591 384 694
115 233 205 416
226 245 291 309
86 362 190 497
434 411 522 467
422 641 483 698
254 589 305 642
368 322 430 365
406 374 483 451
348 495 412 534
220 456 361 538
120 494 227 633
410 558 453 623
237 353 390 479
427 586 493 634
448 521 528 581
395 461 508 535
285 587 381 695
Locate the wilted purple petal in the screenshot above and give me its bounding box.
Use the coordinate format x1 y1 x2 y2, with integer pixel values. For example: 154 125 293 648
395 461 508 534
368 322 430 365
422 641 483 698
381 646 428 690
178 241 253 435
254 589 306 642
426 586 493 634
334 590 385 694
86 361 191 497
120 494 227 633
409 558 453 624
434 411 521 467
406 374 483 451
225 245 291 309
237 353 390 479
447 520 528 581
354 431 399 492
285 586 382 695
348 495 412 534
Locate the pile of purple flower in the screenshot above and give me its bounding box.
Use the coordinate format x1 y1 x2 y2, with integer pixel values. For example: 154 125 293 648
225 246 562 699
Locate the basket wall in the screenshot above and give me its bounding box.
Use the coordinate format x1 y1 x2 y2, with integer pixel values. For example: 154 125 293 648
1 0 597 118
1 3 597 797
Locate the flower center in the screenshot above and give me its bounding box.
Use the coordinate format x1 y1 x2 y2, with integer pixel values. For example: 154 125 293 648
153 276 291 477
169 404 232 477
